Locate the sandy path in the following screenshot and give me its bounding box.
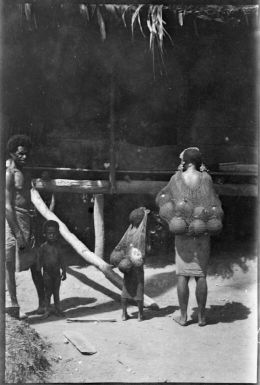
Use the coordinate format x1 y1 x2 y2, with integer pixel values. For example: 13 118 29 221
14 251 257 383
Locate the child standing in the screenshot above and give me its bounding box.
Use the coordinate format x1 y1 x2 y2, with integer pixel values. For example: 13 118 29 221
120 207 149 322
37 220 66 317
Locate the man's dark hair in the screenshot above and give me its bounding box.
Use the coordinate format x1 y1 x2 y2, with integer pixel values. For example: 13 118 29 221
7 135 32 154
43 220 60 234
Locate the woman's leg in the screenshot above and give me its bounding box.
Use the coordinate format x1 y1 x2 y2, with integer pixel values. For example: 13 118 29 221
137 299 144 321
176 275 190 325
195 276 207 326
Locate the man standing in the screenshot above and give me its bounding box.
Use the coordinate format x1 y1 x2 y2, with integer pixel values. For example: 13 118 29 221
6 134 45 318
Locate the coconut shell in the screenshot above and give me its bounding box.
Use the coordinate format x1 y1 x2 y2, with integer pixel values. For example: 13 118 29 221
128 247 144 267
159 201 175 222
189 219 207 235
193 206 207 220
207 218 223 234
110 249 125 267
175 199 193 219
129 208 145 227
208 205 224 219
169 216 187 234
118 258 133 273
157 192 171 207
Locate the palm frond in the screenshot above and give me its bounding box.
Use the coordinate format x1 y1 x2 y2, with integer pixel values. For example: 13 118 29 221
131 5 145 36
96 7 106 41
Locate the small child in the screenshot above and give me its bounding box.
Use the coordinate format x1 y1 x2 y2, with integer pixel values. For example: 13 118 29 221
37 220 66 317
121 207 148 322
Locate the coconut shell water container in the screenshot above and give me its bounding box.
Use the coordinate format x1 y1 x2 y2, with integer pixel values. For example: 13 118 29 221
207 218 223 234
193 206 207 221
129 246 144 267
189 218 207 235
169 216 187 234
157 192 171 207
175 199 193 219
159 201 175 222
118 258 133 273
209 205 224 219
110 249 125 267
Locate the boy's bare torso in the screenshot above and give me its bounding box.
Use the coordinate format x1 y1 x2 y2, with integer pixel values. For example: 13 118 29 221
39 242 63 275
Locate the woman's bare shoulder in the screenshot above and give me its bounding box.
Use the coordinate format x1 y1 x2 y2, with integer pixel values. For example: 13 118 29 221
170 170 181 180
201 171 212 181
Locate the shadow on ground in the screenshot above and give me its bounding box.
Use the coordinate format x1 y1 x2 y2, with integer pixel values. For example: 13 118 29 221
191 301 251 325
131 305 178 321
66 266 122 302
27 299 122 325
25 297 97 317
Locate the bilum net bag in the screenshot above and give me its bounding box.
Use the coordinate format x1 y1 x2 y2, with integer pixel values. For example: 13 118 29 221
110 208 150 268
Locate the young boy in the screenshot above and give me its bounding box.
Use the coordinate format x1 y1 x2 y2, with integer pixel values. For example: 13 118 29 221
121 207 148 322
37 220 66 317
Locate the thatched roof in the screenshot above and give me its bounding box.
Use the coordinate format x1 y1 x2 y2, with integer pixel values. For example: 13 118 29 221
16 2 259 51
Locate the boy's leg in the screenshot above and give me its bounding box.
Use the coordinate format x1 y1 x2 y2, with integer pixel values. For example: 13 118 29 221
137 299 144 321
53 276 63 316
195 276 207 326
43 273 52 316
30 263 45 314
121 298 129 321
175 275 190 326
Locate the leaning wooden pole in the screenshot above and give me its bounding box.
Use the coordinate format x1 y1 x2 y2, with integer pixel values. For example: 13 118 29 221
93 194 105 259
31 188 158 309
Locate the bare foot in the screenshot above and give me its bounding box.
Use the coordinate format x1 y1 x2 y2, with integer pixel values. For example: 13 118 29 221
122 313 129 321
198 312 207 326
173 316 188 326
36 306 46 315
42 311 50 319
53 309 65 317
19 311 28 320
198 318 207 327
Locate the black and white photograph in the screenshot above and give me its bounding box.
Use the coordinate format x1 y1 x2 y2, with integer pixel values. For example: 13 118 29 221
1 0 258 383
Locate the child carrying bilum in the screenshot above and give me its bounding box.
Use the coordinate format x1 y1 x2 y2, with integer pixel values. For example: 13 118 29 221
37 220 66 317
120 207 149 322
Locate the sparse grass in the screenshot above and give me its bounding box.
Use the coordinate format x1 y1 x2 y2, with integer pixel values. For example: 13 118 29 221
5 314 51 383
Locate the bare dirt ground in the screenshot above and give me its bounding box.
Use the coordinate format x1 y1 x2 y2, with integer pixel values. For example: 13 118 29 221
12 240 257 383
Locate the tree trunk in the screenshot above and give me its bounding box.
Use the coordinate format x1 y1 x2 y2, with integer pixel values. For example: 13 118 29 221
31 188 158 309
93 194 104 259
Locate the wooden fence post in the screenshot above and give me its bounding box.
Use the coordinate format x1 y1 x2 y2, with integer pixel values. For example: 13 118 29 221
94 194 105 259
